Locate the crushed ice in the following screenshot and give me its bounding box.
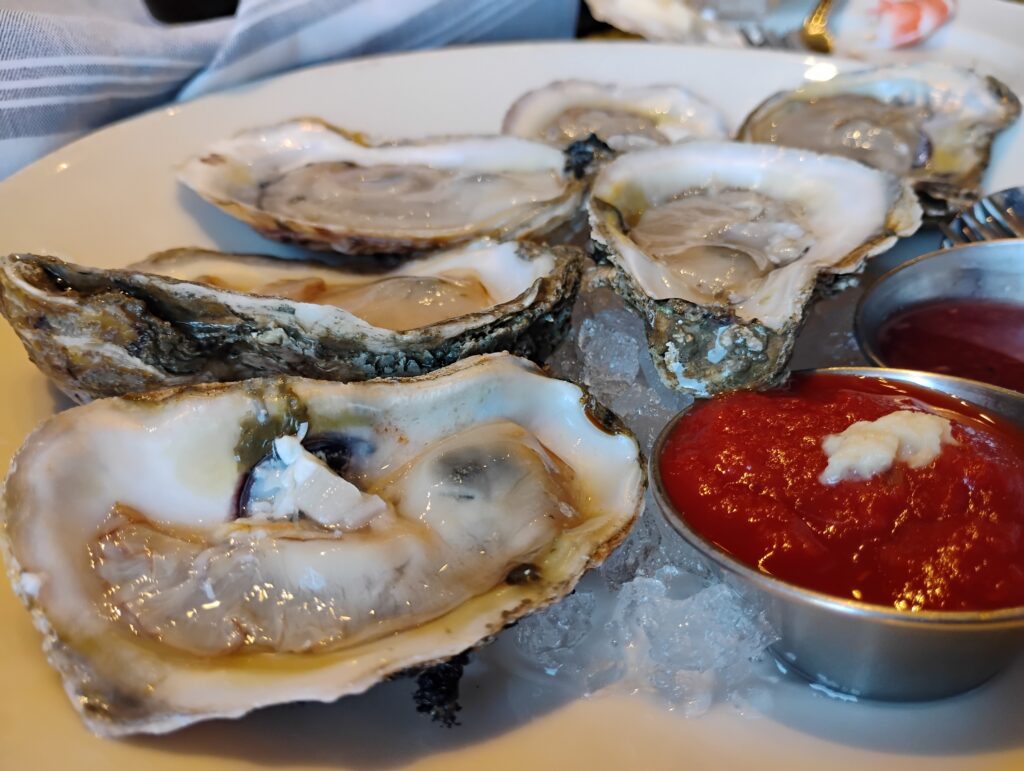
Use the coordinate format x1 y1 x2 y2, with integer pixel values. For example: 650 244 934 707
547 283 698 453
514 275 780 718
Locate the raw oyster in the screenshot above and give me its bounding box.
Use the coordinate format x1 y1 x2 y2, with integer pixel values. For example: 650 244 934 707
1 353 644 735
584 0 744 46
0 240 581 402
178 118 585 255
738 63 1021 217
588 140 922 395
503 79 727 152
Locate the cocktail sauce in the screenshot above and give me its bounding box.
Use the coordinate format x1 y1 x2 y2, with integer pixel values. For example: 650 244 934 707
658 374 1024 611
877 298 1024 393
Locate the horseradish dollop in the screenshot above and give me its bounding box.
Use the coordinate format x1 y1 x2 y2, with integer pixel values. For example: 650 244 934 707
818 410 956 485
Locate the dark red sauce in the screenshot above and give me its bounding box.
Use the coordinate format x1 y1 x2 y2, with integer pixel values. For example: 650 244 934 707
658 373 1024 612
877 298 1024 393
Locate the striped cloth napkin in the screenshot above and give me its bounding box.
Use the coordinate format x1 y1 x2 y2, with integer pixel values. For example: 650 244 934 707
0 0 577 178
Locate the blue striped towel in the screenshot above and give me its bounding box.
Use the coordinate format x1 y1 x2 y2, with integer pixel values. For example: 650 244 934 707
0 0 577 178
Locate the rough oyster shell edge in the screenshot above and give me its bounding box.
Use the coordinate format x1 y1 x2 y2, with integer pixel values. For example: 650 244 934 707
736 68 1022 220
178 118 587 256
0 355 644 736
587 188 921 396
0 243 583 402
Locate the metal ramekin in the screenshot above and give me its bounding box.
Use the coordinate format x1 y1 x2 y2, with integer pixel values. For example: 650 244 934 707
650 367 1024 701
855 238 1024 376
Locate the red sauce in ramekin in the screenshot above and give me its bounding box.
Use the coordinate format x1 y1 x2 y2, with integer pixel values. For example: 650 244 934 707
877 298 1024 393
658 374 1024 612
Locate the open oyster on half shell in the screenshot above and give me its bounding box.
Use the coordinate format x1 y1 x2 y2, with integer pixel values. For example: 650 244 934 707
1 353 644 736
0 240 581 402
178 119 586 256
588 140 922 396
503 79 728 152
738 63 1021 217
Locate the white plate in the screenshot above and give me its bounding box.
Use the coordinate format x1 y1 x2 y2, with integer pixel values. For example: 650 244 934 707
1 42 1023 771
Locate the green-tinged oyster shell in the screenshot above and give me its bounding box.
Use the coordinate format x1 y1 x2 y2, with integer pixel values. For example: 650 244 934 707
587 141 922 396
0 241 581 402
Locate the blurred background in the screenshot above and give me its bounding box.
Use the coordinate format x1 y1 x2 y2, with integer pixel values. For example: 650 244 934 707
1 0 1018 177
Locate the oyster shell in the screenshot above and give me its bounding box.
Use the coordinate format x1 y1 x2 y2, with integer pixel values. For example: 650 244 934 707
738 63 1021 217
584 0 744 46
0 240 581 402
1 353 644 735
178 119 585 255
503 79 727 152
588 140 922 395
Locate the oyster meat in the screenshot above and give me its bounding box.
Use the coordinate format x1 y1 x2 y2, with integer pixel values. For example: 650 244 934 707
0 240 581 402
1 353 644 735
738 63 1021 217
588 140 922 395
503 79 727 152
178 119 585 255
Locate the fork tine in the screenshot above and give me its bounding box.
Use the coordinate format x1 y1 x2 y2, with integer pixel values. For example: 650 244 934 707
978 195 1024 237
952 211 984 242
1005 209 1024 237
1005 188 1024 231
939 219 969 247
942 186 1024 248
1005 208 1024 234
974 199 1018 239
958 207 1003 242
978 203 1018 239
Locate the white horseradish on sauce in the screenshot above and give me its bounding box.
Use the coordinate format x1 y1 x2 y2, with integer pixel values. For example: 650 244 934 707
819 409 957 485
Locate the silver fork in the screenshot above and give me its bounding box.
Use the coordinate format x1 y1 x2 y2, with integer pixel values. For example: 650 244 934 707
940 186 1024 246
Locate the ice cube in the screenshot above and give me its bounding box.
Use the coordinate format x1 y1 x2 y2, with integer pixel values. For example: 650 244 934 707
601 492 713 590
647 583 776 672
519 283 779 718
545 334 582 382
650 666 715 717
512 591 598 676
600 507 665 590
610 382 686 454
551 285 694 452
578 312 642 397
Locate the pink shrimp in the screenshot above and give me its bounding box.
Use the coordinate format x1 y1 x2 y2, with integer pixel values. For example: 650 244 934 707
873 0 955 48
